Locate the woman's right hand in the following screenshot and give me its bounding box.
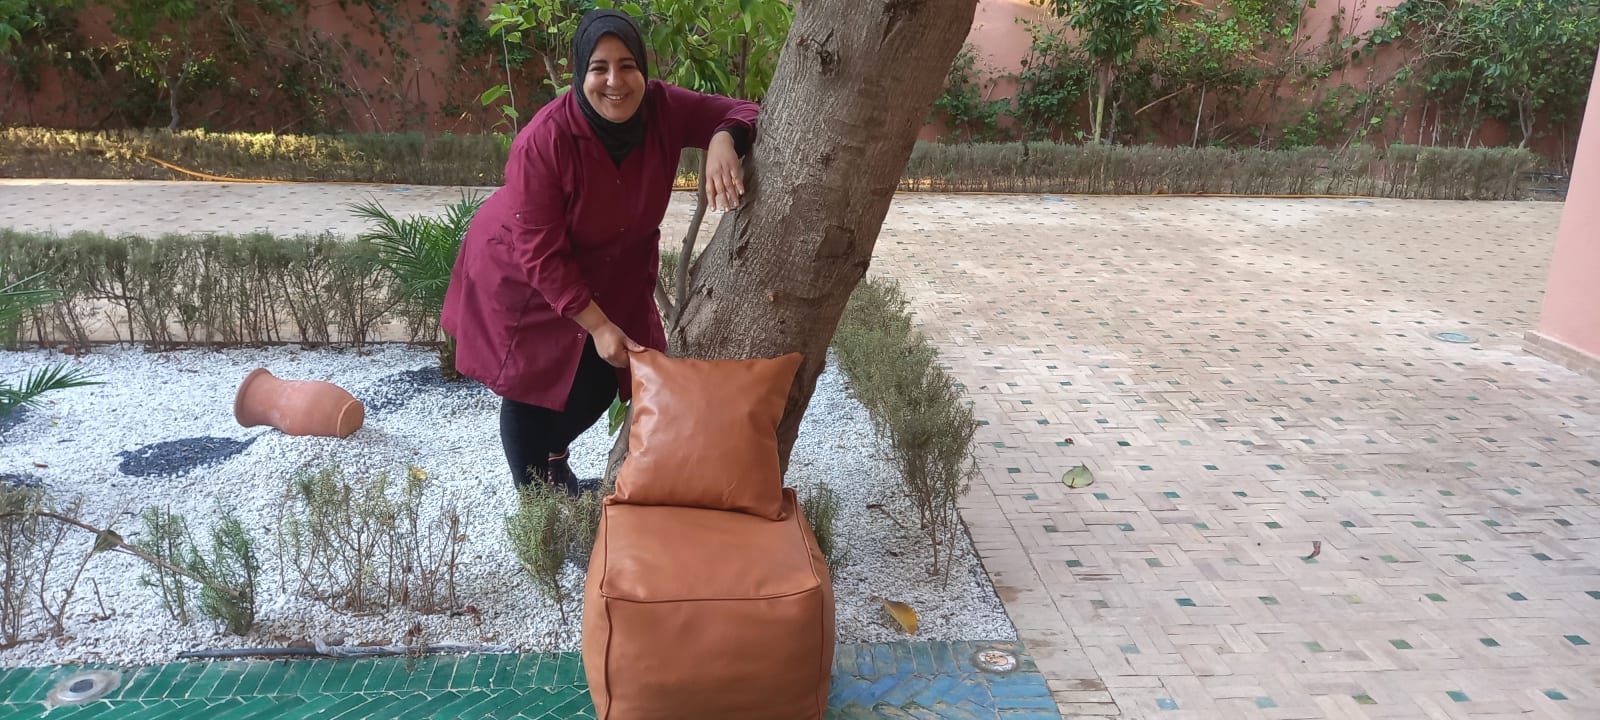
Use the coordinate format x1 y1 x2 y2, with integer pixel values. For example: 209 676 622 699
593 323 644 368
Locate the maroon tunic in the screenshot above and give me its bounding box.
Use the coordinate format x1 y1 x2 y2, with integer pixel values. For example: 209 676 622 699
442 81 759 410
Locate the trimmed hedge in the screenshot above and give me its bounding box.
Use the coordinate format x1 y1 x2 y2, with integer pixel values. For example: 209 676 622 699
898 143 1540 200
1 127 1543 200
0 229 418 348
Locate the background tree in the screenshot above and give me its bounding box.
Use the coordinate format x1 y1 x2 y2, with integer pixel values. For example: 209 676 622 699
1035 0 1179 143
1369 0 1600 150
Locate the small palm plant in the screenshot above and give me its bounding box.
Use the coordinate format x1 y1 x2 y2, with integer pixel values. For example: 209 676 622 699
348 192 486 380
0 272 102 425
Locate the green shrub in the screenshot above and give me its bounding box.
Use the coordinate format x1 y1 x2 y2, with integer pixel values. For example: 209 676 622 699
0 487 89 646
0 229 414 349
188 515 260 636
898 141 1536 199
138 507 196 625
504 485 600 622
0 128 507 186
800 483 843 571
0 128 1544 200
833 279 976 579
349 192 486 378
278 464 468 615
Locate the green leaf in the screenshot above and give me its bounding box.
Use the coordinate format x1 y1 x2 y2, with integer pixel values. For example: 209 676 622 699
1062 465 1095 489
479 84 509 106
607 395 628 435
93 529 123 554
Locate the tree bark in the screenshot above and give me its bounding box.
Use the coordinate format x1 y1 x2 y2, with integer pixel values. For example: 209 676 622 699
614 0 978 476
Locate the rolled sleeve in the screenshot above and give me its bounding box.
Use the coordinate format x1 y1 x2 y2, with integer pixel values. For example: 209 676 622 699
662 81 761 152
505 134 592 320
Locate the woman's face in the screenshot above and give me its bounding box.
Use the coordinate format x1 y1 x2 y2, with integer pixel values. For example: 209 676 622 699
583 35 645 122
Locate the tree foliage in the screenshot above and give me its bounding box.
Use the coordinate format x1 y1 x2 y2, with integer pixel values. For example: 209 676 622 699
480 0 792 138
1035 0 1179 143
1369 0 1600 147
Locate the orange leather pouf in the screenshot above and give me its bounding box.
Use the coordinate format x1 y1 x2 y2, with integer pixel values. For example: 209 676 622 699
582 489 835 719
580 350 836 720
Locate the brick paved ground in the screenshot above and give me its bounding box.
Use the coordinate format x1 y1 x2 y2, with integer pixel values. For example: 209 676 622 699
867 195 1598 719
3 180 1594 719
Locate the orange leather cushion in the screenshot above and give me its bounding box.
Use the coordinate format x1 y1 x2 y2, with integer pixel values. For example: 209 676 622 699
614 349 802 520
582 488 835 720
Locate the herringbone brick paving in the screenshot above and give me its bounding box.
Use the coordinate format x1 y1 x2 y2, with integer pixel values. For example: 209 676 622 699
867 195 1597 719
0 642 1057 719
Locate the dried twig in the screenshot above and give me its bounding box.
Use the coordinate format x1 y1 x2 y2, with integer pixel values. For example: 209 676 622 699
0 511 242 600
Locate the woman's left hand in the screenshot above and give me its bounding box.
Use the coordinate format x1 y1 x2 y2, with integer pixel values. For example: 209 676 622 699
705 131 745 213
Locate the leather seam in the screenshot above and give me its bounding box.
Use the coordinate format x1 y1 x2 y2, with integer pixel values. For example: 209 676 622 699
597 588 818 603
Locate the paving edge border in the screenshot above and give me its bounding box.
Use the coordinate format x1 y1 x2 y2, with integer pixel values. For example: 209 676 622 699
1523 330 1600 383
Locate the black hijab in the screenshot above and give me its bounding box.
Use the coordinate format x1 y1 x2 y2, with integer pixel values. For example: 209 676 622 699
572 10 650 166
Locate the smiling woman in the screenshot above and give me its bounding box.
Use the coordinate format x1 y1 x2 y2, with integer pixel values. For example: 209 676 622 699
441 9 759 498
582 36 646 123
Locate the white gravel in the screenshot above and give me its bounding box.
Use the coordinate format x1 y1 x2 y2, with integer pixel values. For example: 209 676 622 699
0 344 1013 667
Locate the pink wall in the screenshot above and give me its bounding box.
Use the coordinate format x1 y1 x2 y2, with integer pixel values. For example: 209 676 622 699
0 0 516 134
1532 47 1600 369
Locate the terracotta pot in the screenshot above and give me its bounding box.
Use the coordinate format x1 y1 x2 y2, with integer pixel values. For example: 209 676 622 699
233 368 365 439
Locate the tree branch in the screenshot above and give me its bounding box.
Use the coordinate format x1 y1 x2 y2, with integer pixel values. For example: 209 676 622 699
671 152 710 333
0 511 242 600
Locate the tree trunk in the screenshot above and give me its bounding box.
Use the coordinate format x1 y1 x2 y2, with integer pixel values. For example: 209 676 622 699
1517 99 1532 149
610 0 979 477
1092 63 1113 144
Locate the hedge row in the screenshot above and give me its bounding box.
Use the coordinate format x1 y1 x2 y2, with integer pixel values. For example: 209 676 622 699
0 127 1542 200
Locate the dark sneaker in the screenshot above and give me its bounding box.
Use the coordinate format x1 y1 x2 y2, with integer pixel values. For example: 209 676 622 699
548 454 599 497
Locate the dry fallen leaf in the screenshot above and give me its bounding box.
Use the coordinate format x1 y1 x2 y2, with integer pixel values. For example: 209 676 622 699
1306 540 1323 560
1063 464 1095 489
880 598 919 635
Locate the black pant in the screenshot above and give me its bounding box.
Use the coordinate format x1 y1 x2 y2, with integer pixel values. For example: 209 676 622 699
500 338 618 488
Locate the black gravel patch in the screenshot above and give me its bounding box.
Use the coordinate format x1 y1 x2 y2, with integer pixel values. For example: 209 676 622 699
0 472 42 489
360 366 481 413
116 436 257 478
